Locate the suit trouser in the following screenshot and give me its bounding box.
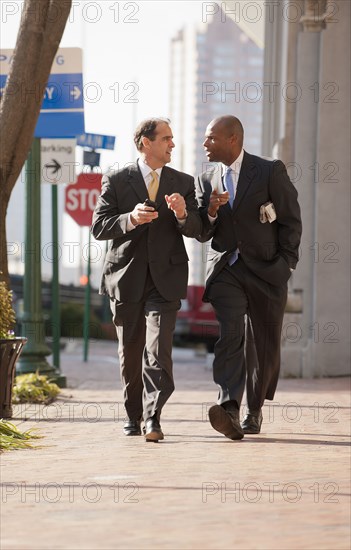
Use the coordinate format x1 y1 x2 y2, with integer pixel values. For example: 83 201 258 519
207 257 287 412
110 272 180 422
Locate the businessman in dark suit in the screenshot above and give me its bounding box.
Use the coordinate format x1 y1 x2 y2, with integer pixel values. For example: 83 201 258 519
91 118 201 441
196 115 302 440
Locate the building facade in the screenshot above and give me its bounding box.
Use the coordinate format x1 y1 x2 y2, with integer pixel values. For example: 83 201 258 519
262 0 350 377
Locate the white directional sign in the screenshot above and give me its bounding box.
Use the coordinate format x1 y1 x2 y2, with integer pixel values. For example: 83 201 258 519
41 139 78 184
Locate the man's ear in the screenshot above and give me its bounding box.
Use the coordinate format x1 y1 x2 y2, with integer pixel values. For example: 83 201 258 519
141 136 150 150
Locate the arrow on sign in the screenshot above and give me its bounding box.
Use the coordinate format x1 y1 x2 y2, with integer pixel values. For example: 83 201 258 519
70 86 81 100
45 159 61 175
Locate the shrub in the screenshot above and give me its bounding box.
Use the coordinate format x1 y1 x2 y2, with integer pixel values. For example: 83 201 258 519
0 274 16 339
12 372 60 404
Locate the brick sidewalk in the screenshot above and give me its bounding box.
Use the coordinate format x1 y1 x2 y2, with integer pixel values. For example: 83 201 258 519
1 340 350 550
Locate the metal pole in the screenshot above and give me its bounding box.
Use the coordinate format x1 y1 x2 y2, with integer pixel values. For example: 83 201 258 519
83 229 91 362
102 240 110 322
18 139 55 377
51 184 66 386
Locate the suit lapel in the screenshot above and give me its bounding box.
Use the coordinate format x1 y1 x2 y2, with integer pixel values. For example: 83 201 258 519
128 163 149 203
232 151 256 213
157 166 176 206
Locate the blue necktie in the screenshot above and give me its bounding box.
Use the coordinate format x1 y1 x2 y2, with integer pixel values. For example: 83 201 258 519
224 167 235 207
224 167 238 266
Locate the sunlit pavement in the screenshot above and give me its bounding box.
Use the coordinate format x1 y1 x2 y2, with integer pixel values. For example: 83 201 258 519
1 340 350 550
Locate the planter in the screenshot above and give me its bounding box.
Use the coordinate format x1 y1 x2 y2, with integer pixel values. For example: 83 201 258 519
0 338 27 419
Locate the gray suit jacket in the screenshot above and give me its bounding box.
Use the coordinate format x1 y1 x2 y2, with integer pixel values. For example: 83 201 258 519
91 162 202 302
196 151 302 297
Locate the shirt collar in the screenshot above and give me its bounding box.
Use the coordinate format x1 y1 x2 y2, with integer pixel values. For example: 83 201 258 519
138 157 163 179
222 149 244 176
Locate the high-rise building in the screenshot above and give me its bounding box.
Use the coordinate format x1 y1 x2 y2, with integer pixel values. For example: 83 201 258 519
169 10 263 177
169 10 264 330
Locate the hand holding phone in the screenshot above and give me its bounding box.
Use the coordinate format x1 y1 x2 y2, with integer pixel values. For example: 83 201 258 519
131 201 158 226
144 199 157 210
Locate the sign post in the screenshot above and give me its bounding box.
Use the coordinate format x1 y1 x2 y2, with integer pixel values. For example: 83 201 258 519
65 173 102 361
76 132 116 328
0 48 85 382
51 184 60 372
40 137 78 371
18 139 54 376
83 232 92 363
77 132 116 169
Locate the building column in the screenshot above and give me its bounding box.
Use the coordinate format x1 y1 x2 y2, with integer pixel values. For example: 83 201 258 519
293 0 327 376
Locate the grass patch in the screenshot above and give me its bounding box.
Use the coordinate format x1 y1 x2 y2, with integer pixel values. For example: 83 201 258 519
0 420 41 452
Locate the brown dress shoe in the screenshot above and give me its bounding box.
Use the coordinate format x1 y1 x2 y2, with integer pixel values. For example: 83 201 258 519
208 405 244 440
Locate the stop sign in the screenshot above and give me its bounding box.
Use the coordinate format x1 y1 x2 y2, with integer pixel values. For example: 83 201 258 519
65 172 102 226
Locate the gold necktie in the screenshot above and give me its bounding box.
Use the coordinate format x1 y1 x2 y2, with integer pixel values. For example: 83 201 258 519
148 170 159 201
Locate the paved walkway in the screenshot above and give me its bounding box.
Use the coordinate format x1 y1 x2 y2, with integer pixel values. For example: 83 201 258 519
1 340 350 550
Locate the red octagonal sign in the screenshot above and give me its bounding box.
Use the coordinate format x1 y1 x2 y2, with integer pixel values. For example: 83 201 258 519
65 172 102 226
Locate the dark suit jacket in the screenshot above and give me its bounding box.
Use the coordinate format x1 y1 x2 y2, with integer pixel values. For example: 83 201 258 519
196 151 302 296
91 162 202 302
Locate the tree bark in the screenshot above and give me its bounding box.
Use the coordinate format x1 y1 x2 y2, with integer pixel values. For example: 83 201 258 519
0 0 72 286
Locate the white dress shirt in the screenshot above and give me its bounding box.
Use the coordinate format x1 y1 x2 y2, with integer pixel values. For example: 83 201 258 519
208 148 244 223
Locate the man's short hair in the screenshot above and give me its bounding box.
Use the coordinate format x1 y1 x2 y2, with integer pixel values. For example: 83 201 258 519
134 117 171 151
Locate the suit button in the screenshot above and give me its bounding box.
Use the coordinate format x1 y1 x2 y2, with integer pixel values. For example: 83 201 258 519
233 220 237 225
238 241 242 245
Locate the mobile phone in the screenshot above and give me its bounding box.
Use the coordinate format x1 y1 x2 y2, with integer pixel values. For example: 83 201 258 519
144 199 157 209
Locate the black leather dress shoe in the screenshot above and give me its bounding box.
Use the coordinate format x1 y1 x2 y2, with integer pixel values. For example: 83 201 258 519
208 405 244 440
144 417 164 442
241 411 263 434
123 419 141 436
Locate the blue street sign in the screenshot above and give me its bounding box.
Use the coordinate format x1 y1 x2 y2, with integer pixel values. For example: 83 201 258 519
77 133 116 150
0 48 85 138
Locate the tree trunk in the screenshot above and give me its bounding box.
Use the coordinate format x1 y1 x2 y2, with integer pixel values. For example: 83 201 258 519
0 0 72 286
